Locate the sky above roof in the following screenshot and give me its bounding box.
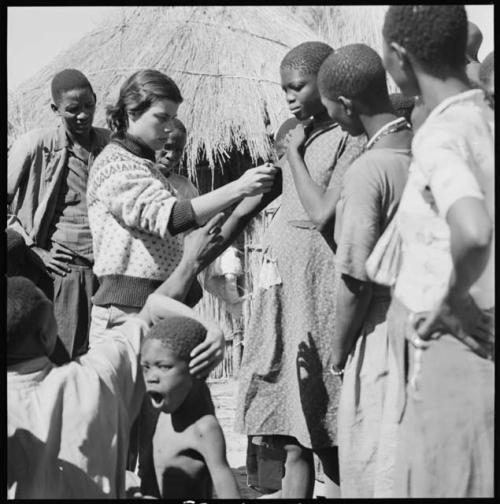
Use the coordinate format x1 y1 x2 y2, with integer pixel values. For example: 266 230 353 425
7 5 494 91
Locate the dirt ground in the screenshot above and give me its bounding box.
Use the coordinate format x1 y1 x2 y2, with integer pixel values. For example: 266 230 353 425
208 379 262 499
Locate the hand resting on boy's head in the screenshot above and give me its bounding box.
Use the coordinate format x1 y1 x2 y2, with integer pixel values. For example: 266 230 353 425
142 213 226 379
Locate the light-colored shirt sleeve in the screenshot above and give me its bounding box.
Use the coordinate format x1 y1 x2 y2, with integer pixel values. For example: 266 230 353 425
7 130 35 203
80 317 149 411
414 127 484 218
336 158 381 282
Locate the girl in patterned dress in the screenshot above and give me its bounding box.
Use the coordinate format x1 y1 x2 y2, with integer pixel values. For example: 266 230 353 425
233 42 364 498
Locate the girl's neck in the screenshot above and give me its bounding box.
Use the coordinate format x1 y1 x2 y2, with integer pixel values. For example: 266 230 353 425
171 381 209 430
417 70 471 112
311 108 333 128
361 112 412 151
361 112 400 141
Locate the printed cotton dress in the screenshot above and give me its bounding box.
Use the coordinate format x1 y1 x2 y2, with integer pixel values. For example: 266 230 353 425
235 122 364 449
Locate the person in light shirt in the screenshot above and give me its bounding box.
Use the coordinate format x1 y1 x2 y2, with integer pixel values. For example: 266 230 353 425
381 5 494 498
7 216 225 499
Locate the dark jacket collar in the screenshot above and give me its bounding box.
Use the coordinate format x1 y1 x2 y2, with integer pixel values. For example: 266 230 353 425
110 133 156 162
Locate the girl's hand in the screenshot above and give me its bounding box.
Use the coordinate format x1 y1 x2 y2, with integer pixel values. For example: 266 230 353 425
287 124 307 153
413 293 493 344
189 323 225 378
234 163 277 197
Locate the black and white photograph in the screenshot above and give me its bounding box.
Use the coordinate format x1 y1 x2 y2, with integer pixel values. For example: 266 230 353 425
6 4 494 500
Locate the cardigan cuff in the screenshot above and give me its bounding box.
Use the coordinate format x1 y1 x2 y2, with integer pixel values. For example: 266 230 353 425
92 275 162 308
167 200 197 236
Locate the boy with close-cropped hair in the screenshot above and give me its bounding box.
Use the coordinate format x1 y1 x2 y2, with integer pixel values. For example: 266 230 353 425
314 42 412 497
137 316 240 499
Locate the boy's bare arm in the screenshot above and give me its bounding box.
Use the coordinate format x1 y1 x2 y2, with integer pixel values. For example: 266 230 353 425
194 415 240 498
136 213 225 326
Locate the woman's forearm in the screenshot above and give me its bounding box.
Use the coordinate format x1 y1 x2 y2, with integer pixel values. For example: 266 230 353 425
332 275 373 370
190 181 244 225
190 163 278 225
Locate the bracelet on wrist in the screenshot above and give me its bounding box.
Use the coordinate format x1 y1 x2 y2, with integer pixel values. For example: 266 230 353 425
329 364 344 376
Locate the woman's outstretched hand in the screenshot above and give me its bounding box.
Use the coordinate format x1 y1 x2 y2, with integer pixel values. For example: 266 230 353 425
234 163 278 197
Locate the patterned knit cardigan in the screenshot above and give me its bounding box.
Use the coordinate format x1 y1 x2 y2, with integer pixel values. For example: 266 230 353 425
87 142 184 308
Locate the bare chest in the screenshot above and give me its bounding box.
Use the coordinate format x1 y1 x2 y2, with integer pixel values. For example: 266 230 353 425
152 415 211 498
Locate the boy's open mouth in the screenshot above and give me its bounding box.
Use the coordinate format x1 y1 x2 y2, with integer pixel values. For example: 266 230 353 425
147 391 165 408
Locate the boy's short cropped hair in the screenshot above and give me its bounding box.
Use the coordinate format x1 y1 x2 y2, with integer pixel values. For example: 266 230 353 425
7 277 48 348
144 316 207 361
280 41 334 75
382 5 468 74
318 43 389 105
51 68 94 104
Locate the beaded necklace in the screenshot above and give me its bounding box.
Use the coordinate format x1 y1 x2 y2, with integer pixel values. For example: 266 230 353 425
365 117 411 150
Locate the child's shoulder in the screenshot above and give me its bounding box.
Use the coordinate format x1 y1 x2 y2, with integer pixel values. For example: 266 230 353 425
192 413 220 436
191 414 225 452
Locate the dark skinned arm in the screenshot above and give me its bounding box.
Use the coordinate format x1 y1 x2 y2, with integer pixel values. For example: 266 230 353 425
196 415 240 498
416 197 493 340
195 170 283 273
137 213 226 378
332 274 373 370
287 124 362 233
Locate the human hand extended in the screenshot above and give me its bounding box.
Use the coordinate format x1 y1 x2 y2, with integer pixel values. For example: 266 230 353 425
235 163 278 197
413 293 494 347
181 213 225 273
189 322 225 378
31 243 73 277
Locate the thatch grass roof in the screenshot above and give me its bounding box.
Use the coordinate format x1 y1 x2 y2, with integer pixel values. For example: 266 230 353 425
9 6 394 177
9 5 395 178
292 5 399 92
9 6 322 176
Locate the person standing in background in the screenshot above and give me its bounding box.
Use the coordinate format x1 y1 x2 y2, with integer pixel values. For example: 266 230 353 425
8 69 110 364
382 5 494 497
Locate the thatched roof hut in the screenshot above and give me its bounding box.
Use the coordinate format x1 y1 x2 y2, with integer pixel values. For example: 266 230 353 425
9 6 323 186
8 6 394 379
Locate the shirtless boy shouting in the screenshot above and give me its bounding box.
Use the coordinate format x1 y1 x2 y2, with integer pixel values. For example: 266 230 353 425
137 316 240 499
